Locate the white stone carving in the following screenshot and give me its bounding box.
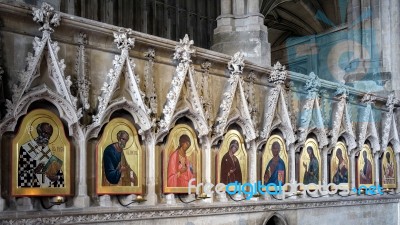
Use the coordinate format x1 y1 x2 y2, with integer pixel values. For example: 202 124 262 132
381 93 400 152
1 3 81 136
157 35 208 141
213 52 256 144
329 84 356 151
89 28 151 137
32 2 61 33
75 32 90 110
260 63 295 146
144 48 157 127
297 72 328 147
173 34 195 63
245 71 258 128
200 61 213 129
357 93 380 153
269 62 287 85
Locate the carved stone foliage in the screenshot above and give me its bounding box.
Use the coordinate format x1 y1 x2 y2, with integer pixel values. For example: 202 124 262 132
260 62 295 146
245 71 258 128
158 35 208 141
200 61 213 129
213 52 256 144
381 93 400 152
144 48 157 127
1 2 81 135
89 28 151 137
32 2 61 33
297 72 328 147
74 32 90 111
329 84 356 151
269 61 287 85
357 93 380 153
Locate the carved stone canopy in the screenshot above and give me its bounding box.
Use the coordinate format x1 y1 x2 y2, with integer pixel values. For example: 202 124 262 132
213 52 256 144
88 28 151 139
157 35 208 142
1 3 81 138
329 83 356 151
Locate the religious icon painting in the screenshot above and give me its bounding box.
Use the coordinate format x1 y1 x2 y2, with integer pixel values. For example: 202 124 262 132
261 135 288 191
357 144 375 187
216 130 248 188
381 146 396 189
299 138 321 188
163 124 201 194
330 141 350 189
96 118 144 195
11 109 71 197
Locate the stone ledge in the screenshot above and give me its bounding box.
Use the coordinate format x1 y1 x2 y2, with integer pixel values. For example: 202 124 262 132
0 196 398 224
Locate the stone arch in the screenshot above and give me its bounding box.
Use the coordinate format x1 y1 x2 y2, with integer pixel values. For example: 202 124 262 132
263 213 288 225
86 99 151 140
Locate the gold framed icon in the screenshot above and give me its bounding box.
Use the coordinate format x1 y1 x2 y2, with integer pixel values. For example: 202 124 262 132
96 118 144 195
357 144 375 187
330 141 350 189
261 135 288 190
216 130 248 185
381 146 396 189
163 124 201 193
12 109 71 196
299 138 321 186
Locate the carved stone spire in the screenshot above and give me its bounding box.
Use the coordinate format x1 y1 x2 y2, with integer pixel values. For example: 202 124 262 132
200 61 213 129
334 83 349 100
75 32 90 111
113 28 135 50
361 93 376 104
386 92 398 112
32 2 61 34
304 72 321 95
228 52 245 75
269 61 287 85
144 48 157 126
173 34 195 63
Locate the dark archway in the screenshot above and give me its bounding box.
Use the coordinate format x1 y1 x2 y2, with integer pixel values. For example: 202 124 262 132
264 214 288 225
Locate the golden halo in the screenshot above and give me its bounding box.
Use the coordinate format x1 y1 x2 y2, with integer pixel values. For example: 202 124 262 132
110 122 135 150
29 116 59 145
172 128 195 156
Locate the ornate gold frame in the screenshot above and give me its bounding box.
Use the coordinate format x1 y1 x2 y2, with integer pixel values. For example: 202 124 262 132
12 109 71 196
381 146 396 189
299 138 321 186
216 130 248 185
163 124 201 194
96 118 144 195
330 141 350 189
357 144 375 187
261 134 288 190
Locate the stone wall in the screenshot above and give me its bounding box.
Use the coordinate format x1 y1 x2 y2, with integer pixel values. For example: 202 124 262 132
0 2 399 225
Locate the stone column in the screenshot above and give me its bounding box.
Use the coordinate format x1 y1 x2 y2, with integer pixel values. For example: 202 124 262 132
350 151 356 188
145 132 157 205
0 135 5 211
374 152 380 187
396 153 400 193
248 140 257 184
73 134 90 208
321 146 328 185
390 0 400 97
221 0 232 14
289 144 296 183
212 0 271 67
202 136 212 184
